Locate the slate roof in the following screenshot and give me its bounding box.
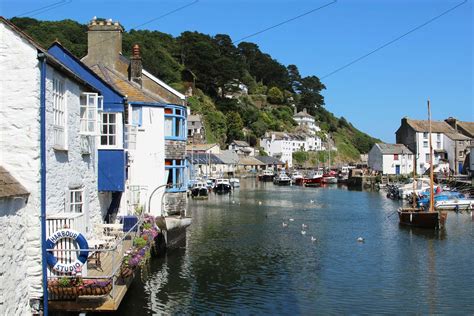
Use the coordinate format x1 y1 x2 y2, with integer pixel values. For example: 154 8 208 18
0 166 29 198
89 64 166 104
217 150 239 164
375 143 412 155
444 131 470 141
232 140 250 147
404 119 455 133
255 156 285 165
186 143 219 152
186 153 223 164
238 156 266 166
457 121 474 138
294 110 314 118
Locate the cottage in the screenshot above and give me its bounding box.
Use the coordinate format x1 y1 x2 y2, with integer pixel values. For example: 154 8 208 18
396 117 471 174
293 108 321 135
228 140 255 156
0 17 103 314
187 143 221 154
187 114 205 144
368 143 413 175
81 18 189 228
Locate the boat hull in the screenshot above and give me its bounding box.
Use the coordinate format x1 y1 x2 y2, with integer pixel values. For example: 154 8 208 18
398 209 447 229
273 179 291 185
258 175 274 182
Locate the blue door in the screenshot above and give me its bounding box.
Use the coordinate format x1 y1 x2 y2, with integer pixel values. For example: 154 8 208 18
458 162 463 173
395 165 400 175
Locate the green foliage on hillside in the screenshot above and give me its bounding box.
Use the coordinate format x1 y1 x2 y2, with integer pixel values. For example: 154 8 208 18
10 17 380 160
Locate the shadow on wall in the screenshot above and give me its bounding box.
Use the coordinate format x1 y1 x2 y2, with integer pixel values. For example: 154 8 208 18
0 197 28 217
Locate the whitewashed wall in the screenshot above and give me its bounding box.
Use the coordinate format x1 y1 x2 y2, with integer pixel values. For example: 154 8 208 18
44 66 102 235
0 22 43 315
381 154 413 175
127 106 165 217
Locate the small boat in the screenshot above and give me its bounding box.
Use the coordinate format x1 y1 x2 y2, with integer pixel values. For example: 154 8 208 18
322 171 338 184
398 100 447 230
417 191 465 208
434 198 474 211
273 172 291 185
229 178 240 188
191 181 209 199
258 169 275 182
296 170 324 187
290 171 303 184
214 178 232 194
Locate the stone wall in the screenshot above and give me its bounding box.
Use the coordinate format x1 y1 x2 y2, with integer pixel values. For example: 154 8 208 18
165 140 186 160
0 22 43 315
164 191 187 216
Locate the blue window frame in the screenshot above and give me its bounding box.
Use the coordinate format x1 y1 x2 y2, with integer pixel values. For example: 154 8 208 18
164 105 186 141
165 159 186 192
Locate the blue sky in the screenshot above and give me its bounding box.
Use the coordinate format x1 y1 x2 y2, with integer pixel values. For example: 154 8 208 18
1 0 472 142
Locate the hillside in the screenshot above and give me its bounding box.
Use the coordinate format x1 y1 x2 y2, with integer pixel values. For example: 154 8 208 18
10 17 380 162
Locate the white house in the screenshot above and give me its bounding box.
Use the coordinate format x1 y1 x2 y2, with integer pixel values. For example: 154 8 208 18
293 108 321 135
228 140 255 156
0 17 104 314
396 117 470 175
368 143 413 175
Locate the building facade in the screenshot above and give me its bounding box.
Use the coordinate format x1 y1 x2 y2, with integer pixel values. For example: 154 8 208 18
368 143 413 175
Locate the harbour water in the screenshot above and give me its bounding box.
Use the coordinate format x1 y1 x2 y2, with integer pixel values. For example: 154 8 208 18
117 179 474 314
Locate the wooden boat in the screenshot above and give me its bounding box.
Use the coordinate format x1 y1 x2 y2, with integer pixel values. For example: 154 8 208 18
398 100 447 229
258 169 274 182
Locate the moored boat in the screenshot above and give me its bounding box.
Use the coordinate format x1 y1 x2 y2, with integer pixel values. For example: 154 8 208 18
191 181 209 199
434 199 474 211
214 178 232 194
322 171 338 184
230 178 240 188
290 171 303 184
258 169 275 182
273 172 291 185
296 170 324 187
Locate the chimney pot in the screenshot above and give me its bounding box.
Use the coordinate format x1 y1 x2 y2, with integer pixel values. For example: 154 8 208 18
132 44 141 58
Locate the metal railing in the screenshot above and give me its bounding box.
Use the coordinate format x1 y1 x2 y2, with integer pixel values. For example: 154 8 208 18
46 216 144 301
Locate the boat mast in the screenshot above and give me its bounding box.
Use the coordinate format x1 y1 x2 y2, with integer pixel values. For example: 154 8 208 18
428 99 435 212
412 152 417 209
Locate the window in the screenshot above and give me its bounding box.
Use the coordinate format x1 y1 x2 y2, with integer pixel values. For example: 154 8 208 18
67 188 83 213
437 133 441 141
426 153 430 162
423 132 428 139
164 106 186 140
52 77 67 149
100 112 122 149
80 92 102 135
423 141 428 148
437 141 441 149
408 154 412 160
165 159 186 192
394 154 399 160
131 106 142 127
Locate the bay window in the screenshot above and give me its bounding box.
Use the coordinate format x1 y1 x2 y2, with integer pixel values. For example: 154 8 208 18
52 77 67 149
164 106 186 140
165 159 186 192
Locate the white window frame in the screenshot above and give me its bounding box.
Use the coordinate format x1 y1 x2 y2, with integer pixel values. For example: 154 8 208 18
67 188 84 213
80 92 102 135
52 77 67 150
124 124 137 150
100 112 123 149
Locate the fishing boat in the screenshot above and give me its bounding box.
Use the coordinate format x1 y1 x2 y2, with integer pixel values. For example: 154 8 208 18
191 181 209 199
258 169 275 182
434 198 474 211
273 172 291 185
214 178 232 194
322 170 338 184
398 100 447 229
290 171 303 184
296 170 324 187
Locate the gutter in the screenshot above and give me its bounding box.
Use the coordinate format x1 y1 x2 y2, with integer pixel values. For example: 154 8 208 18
37 52 49 316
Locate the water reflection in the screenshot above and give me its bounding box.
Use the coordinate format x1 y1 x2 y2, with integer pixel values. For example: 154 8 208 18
116 180 474 315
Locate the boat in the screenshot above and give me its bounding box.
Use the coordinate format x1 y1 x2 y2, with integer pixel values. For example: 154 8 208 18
191 181 209 199
417 191 465 208
296 170 324 187
398 178 433 199
229 178 240 188
258 169 275 182
290 171 303 184
322 170 338 184
214 178 232 194
434 198 474 211
273 172 291 185
398 100 447 229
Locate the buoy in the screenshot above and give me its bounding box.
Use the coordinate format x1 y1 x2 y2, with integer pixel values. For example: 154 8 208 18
357 237 365 243
301 230 306 235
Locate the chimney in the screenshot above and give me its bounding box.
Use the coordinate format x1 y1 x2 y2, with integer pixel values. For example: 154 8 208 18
445 117 457 131
130 44 142 86
84 17 123 69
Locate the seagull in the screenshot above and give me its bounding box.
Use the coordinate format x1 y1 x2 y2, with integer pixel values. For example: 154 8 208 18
282 222 288 227
357 237 365 243
302 224 308 229
289 218 295 222
301 230 306 235
310 200 315 204
258 201 262 205
311 236 317 242
231 200 235 204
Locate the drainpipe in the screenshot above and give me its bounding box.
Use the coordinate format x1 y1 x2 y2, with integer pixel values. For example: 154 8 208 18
38 52 48 315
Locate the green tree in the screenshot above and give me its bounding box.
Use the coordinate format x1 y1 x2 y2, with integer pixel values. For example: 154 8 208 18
267 87 284 104
225 112 244 143
297 76 326 115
